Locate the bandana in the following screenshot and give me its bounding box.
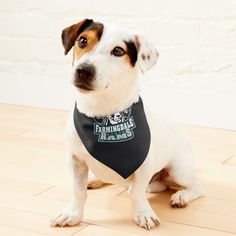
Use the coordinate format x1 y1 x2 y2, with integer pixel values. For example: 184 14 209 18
73 97 151 179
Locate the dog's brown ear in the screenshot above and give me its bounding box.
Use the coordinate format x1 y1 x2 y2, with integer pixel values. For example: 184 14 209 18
61 19 94 55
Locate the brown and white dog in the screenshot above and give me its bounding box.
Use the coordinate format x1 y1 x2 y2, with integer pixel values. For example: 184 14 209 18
50 19 203 230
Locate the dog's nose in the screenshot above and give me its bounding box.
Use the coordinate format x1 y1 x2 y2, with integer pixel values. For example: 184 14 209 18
75 63 95 81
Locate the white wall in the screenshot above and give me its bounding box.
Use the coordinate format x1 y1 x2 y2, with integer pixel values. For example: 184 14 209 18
0 0 236 129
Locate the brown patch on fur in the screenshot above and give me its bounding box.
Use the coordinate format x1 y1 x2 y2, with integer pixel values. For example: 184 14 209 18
124 54 130 65
73 29 100 60
147 54 150 60
124 40 138 67
134 35 141 51
61 19 103 57
62 19 93 55
141 54 146 60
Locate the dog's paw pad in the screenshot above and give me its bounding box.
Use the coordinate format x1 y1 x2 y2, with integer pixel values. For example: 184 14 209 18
87 179 106 189
133 211 160 230
171 190 189 208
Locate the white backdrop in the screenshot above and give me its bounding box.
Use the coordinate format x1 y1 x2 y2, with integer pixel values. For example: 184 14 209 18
0 0 236 130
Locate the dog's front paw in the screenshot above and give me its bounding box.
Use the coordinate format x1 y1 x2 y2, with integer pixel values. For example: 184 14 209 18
50 207 82 227
133 210 160 230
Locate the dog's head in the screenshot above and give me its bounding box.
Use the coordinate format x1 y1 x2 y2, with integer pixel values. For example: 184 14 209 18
62 19 159 93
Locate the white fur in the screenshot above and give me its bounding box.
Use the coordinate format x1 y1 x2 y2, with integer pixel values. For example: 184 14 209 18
51 23 204 230
135 34 159 74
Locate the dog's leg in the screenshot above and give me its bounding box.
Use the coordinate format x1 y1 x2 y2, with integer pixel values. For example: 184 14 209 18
50 152 88 227
169 154 204 208
146 180 167 193
129 167 160 230
146 170 167 193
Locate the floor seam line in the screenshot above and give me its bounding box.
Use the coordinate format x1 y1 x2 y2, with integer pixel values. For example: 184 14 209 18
116 186 129 196
0 223 48 235
164 219 235 234
70 224 90 236
222 155 234 164
33 185 56 197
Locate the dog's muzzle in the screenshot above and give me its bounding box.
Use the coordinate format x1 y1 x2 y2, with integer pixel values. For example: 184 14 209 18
74 63 96 91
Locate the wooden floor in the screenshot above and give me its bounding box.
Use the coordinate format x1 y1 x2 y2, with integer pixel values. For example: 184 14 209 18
0 103 236 236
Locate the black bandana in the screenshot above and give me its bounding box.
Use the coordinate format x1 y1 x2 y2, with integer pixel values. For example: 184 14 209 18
73 97 151 179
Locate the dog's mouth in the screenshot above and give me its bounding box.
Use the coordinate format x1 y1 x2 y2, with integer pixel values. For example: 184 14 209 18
73 82 94 91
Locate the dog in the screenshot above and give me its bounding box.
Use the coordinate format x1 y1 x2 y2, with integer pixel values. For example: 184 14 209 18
50 18 204 230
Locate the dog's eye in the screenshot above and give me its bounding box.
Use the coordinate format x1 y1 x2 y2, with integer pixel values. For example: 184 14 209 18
111 47 126 57
77 36 87 48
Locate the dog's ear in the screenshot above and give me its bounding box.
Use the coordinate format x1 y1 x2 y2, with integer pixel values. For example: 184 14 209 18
61 19 94 55
134 35 159 74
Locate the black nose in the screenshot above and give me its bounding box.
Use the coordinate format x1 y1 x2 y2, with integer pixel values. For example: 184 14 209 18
75 63 95 81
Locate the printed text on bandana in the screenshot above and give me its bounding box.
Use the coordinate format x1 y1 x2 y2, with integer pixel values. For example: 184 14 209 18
93 117 136 142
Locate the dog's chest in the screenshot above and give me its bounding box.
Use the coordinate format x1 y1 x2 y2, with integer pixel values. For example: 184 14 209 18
67 124 131 184
72 98 151 179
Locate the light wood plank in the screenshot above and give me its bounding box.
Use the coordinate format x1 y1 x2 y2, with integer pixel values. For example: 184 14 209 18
0 225 47 236
0 176 54 197
179 125 236 164
73 224 235 236
82 205 236 235
0 161 70 186
73 225 139 236
34 184 128 202
1 181 236 233
0 207 86 236
31 186 236 233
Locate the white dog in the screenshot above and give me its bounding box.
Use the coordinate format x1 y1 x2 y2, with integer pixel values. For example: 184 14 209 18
51 19 203 230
